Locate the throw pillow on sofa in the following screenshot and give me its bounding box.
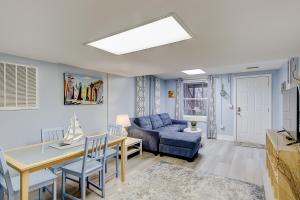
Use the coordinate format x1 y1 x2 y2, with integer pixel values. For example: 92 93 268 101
159 113 172 126
150 115 164 129
137 116 153 130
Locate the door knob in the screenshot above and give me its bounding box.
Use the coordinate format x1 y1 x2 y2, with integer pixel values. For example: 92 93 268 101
237 107 241 115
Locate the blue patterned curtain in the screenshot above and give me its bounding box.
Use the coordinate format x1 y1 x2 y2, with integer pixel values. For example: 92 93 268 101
136 76 146 117
154 78 161 114
148 76 161 115
175 79 183 119
207 75 217 139
136 76 160 116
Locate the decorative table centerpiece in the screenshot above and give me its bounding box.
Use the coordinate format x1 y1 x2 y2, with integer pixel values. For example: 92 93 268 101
191 121 197 131
63 112 84 144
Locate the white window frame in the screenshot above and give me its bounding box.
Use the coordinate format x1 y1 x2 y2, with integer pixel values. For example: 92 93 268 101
183 79 208 122
0 61 39 110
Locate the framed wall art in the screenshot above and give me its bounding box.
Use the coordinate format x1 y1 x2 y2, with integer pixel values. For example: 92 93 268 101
64 73 104 105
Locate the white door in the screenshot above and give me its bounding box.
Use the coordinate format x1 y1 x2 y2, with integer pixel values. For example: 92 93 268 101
236 76 270 144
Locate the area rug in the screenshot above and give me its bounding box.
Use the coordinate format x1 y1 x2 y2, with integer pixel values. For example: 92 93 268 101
110 161 265 200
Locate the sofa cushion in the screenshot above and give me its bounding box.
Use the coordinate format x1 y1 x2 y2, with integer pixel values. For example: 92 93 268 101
155 124 186 132
160 132 201 149
137 116 152 130
159 113 172 126
149 115 164 129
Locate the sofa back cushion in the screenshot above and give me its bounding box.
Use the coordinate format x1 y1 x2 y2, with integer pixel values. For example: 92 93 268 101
159 113 172 126
137 116 153 130
150 115 164 129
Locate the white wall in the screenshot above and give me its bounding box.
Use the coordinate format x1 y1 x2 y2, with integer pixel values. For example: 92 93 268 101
0 53 135 149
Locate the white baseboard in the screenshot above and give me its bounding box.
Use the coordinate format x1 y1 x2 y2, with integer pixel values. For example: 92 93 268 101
217 134 235 141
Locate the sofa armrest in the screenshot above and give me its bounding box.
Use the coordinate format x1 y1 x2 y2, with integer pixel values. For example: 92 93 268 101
172 119 188 126
128 120 160 152
128 127 159 140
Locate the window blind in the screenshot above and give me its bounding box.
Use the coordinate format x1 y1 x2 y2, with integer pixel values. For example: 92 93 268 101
0 62 38 110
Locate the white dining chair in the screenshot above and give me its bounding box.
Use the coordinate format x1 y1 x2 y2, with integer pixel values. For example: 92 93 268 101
0 146 57 200
61 134 108 199
41 127 81 193
41 127 82 172
105 124 122 178
41 128 65 173
41 127 65 144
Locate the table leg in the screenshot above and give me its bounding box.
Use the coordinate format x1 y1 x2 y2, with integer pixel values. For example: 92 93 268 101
20 171 29 200
120 139 126 182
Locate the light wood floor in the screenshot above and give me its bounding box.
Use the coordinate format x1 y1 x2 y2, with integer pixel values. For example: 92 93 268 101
24 138 274 199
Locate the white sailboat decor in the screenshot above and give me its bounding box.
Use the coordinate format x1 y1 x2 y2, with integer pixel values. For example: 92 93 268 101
64 112 84 144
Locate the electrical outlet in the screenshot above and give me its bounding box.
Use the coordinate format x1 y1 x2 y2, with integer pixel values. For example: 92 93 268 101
220 124 224 129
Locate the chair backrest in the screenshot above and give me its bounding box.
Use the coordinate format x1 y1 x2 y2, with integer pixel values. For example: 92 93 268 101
82 134 108 173
0 147 14 198
41 127 65 143
108 124 123 137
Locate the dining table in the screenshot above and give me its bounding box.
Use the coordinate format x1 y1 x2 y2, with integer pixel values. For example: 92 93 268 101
4 133 127 200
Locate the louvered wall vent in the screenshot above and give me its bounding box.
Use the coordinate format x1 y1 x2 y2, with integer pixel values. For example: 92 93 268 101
0 62 38 110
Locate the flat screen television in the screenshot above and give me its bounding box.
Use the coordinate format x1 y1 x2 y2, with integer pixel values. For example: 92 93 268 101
282 86 300 142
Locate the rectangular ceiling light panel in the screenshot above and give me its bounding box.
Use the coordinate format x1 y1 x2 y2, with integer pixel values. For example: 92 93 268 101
87 16 192 55
182 69 206 75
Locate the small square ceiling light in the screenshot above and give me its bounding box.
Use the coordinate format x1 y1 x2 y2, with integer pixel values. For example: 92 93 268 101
87 16 192 55
182 69 206 75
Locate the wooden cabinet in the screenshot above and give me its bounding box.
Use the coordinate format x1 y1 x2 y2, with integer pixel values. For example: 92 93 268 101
266 130 300 200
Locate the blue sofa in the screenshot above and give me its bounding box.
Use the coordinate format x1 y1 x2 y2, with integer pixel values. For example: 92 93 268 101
128 113 201 160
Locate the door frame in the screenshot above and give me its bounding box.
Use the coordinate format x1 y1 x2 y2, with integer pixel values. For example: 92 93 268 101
233 74 272 143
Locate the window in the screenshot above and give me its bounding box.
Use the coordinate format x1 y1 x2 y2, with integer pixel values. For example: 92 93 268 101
183 81 208 119
0 62 38 110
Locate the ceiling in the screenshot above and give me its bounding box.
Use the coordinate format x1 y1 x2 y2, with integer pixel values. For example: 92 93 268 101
156 59 288 79
0 1 299 78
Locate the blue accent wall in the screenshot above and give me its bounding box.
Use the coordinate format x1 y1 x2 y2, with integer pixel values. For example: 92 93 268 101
277 63 288 129
216 70 282 137
162 67 288 137
0 53 135 149
161 79 207 133
107 74 135 126
164 80 176 118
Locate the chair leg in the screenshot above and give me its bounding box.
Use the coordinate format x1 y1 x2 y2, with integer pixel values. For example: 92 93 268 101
79 178 81 190
115 153 119 178
38 188 41 200
100 170 105 198
7 194 14 200
80 176 86 200
116 145 119 178
98 171 101 188
0 185 4 200
7 190 14 200
61 171 66 200
52 179 57 200
105 161 108 173
86 177 90 189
